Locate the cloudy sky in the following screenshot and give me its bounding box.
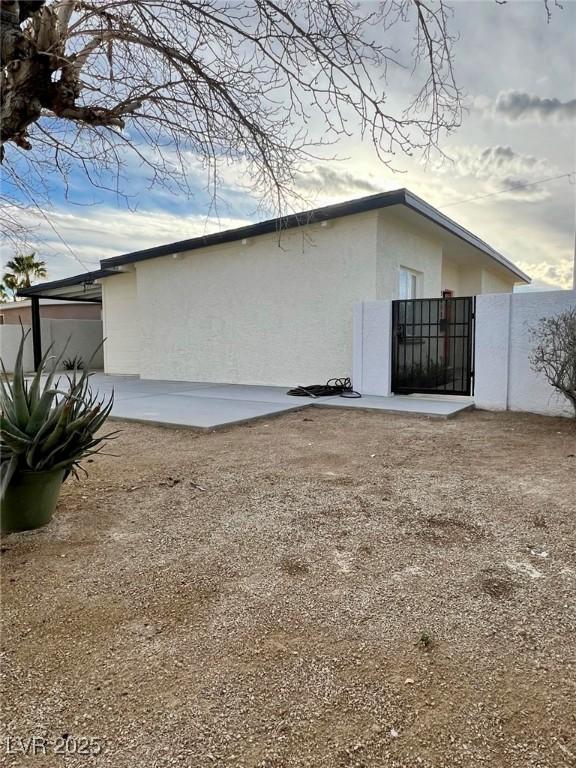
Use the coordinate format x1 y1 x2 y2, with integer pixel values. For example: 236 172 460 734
4 0 576 290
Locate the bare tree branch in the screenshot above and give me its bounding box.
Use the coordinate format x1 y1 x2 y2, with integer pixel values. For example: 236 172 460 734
0 0 563 231
530 309 576 417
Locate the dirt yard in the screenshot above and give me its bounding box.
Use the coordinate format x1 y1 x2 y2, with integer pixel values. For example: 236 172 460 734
1 408 575 767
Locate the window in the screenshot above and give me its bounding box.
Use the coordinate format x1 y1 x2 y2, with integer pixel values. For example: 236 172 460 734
399 267 419 300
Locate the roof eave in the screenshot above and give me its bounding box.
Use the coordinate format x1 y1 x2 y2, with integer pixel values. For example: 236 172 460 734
403 191 531 284
99 189 408 269
16 269 117 301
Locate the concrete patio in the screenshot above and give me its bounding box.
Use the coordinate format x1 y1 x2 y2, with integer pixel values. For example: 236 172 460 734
85 374 473 429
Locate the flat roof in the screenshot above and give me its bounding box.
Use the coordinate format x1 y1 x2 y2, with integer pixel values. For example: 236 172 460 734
98 188 530 283
18 189 531 300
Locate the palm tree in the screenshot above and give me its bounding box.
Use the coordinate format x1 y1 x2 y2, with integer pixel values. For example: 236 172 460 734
2 253 47 298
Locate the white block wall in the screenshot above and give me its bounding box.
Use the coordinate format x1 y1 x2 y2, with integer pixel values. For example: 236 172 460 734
0 324 34 372
354 290 575 417
0 319 103 373
475 290 575 417
352 301 393 396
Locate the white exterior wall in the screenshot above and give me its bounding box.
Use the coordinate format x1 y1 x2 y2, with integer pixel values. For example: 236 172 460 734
102 272 139 375
475 290 575 417
440 262 515 297
376 211 443 299
99 208 523 386
441 260 461 294
457 268 483 297
136 212 379 385
480 268 515 294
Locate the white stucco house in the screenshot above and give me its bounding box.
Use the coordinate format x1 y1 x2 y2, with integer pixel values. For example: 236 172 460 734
19 189 530 386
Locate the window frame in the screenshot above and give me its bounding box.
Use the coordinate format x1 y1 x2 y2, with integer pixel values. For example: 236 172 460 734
398 267 420 300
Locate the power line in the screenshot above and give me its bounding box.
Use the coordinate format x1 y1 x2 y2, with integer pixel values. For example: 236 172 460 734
439 172 575 209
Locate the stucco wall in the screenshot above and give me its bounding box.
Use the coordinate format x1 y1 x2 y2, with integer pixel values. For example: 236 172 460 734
441 260 461 294
102 272 140 375
439 263 515 297
458 267 483 297
136 211 380 384
480 268 516 294
100 209 523 385
475 290 575 417
376 210 443 299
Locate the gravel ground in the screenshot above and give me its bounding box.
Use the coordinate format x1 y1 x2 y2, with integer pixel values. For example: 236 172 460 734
1 408 576 768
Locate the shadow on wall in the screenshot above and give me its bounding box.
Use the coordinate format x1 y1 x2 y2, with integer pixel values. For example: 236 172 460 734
0 320 104 373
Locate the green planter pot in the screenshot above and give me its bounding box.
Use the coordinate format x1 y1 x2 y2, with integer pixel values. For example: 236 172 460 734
1 469 65 534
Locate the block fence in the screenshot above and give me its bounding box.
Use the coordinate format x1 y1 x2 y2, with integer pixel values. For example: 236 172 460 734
0 318 104 373
353 289 575 417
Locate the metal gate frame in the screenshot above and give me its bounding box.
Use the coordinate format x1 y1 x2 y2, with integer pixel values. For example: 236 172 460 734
391 297 476 396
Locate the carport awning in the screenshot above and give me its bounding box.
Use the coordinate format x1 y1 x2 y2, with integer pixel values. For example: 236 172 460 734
17 269 117 371
17 269 117 303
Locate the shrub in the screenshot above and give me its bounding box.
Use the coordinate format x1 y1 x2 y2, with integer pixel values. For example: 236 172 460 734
394 361 451 390
530 308 576 417
63 355 84 371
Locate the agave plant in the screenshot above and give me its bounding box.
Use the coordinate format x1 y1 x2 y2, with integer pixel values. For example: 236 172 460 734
0 330 116 499
63 354 85 371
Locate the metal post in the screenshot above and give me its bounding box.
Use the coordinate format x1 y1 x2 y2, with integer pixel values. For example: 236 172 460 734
31 296 42 371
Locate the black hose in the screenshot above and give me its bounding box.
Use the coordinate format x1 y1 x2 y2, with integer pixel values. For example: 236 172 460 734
286 376 361 399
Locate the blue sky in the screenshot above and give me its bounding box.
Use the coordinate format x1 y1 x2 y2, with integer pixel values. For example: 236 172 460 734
2 0 575 290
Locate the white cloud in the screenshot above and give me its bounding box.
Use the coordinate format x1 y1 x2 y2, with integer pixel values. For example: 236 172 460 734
428 144 561 202
517 257 574 291
432 144 550 182
1 205 251 281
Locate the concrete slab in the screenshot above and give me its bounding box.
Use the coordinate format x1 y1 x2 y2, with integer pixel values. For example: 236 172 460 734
109 393 307 430
172 384 308 405
69 375 474 428
87 375 216 401
316 394 473 418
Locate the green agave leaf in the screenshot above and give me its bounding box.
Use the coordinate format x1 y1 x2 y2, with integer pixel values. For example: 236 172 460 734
39 400 73 455
36 430 79 471
25 341 70 435
0 429 30 451
11 330 31 428
0 357 14 399
0 415 30 442
26 386 60 436
27 342 56 412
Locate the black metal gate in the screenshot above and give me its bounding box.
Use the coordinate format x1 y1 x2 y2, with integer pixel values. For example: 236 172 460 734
391 297 475 396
